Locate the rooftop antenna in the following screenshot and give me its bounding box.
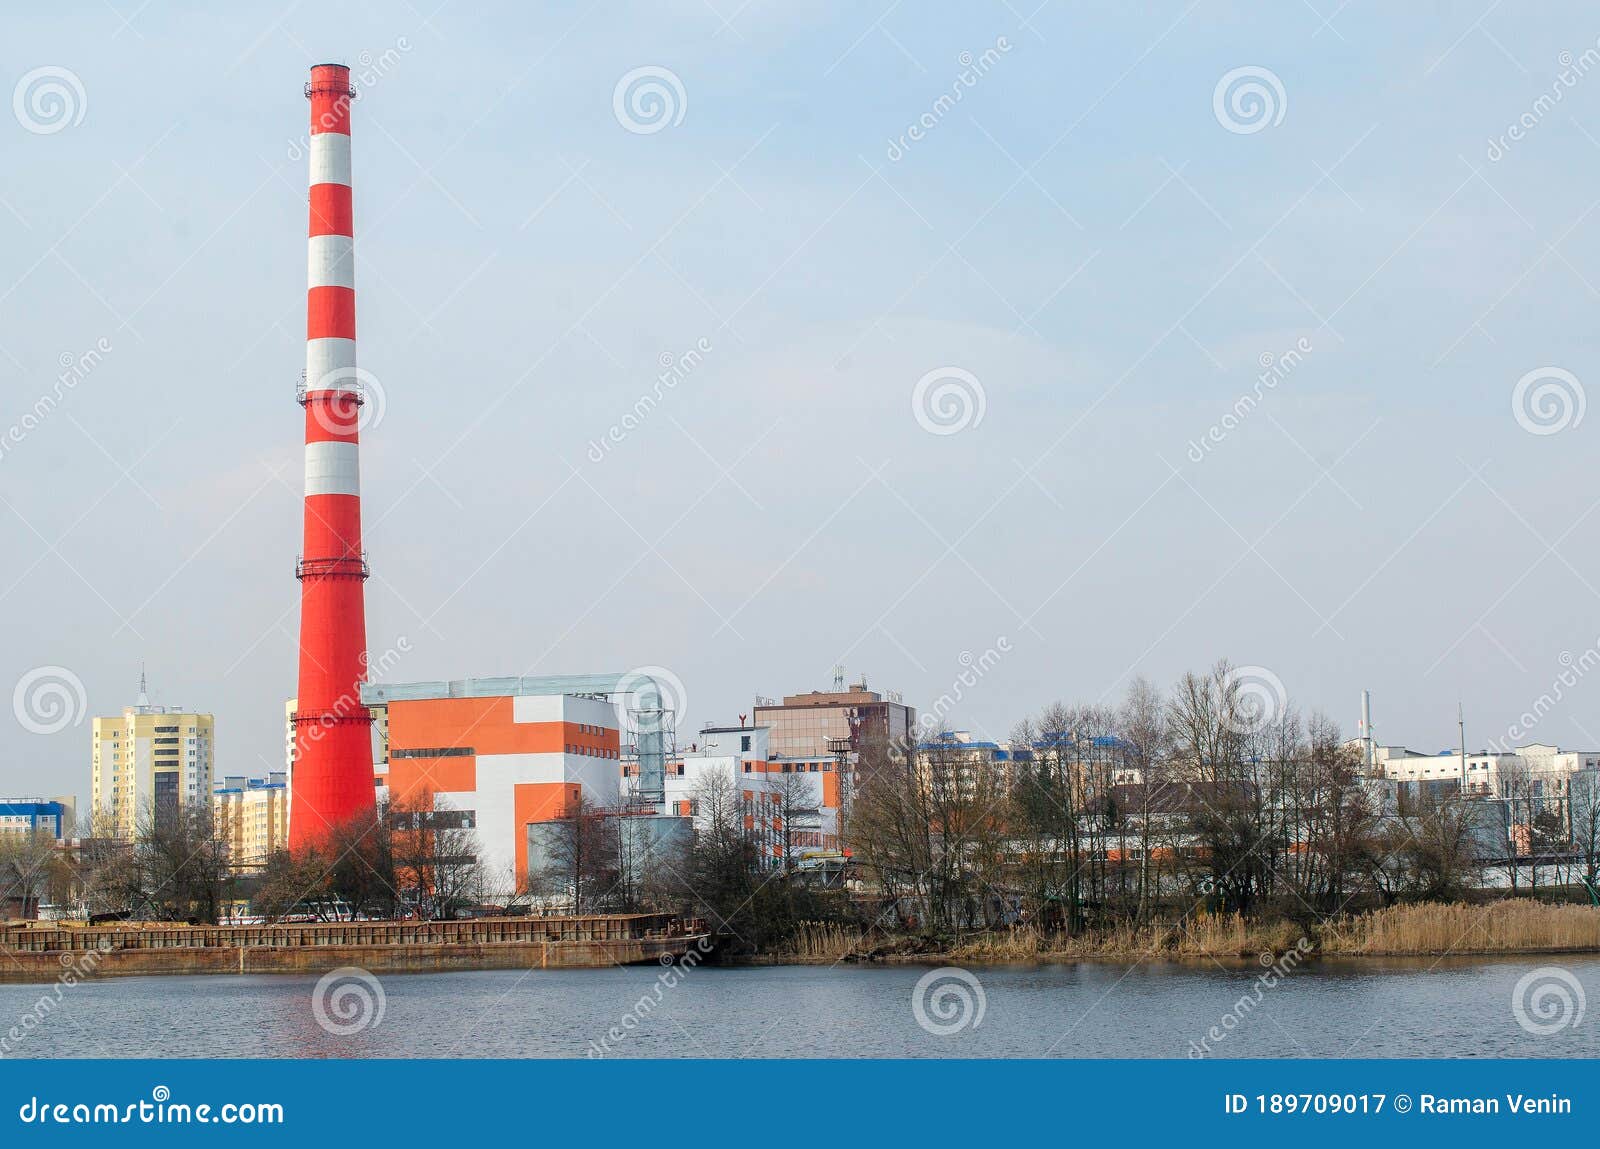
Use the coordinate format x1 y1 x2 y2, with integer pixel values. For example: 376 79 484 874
137 662 149 709
1458 701 1467 788
832 664 845 692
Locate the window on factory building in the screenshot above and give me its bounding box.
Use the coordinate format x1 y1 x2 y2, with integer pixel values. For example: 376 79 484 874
741 735 751 752
742 763 751 773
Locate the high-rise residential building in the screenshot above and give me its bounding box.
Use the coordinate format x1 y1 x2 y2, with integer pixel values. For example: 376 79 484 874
213 774 289 871
89 681 214 838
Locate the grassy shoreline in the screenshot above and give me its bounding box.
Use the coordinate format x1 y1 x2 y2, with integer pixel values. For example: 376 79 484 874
765 900 1600 966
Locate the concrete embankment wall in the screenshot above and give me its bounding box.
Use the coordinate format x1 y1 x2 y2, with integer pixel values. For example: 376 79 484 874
0 936 696 982
0 914 707 982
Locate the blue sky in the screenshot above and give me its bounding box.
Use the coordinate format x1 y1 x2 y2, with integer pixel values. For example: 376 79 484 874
4 1 1600 798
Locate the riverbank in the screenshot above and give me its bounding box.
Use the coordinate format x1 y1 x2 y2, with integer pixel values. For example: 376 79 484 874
767 900 1600 966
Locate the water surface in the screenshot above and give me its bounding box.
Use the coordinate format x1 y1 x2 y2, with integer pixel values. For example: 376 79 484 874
2 957 1595 1058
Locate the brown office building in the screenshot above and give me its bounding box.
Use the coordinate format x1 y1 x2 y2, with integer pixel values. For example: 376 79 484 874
754 679 916 760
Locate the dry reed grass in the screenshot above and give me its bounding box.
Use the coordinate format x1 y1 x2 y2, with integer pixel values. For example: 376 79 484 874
1322 900 1600 955
933 901 1600 962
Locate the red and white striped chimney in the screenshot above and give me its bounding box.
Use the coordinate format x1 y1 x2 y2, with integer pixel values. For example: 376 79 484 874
290 62 375 848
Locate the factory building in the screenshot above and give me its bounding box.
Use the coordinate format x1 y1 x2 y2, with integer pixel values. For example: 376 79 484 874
1371 742 1600 799
89 681 213 838
362 675 632 888
623 724 845 869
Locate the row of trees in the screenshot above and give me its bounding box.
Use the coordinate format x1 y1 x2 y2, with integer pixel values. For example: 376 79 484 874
846 660 1600 940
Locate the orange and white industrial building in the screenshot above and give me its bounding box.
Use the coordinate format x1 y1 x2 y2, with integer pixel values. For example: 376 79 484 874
355 673 861 892
361 675 631 887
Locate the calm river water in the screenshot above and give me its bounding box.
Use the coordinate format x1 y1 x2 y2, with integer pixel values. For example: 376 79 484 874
2 957 1596 1058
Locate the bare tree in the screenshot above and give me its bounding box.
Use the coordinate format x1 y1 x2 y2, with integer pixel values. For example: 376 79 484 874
1572 771 1600 893
769 765 820 872
1119 676 1170 922
528 793 619 915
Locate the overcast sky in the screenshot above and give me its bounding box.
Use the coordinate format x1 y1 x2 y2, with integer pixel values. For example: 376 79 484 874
4 1 1600 800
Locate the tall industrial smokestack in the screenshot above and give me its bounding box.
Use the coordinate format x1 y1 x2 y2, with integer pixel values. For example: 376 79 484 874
289 63 375 847
1360 689 1373 770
